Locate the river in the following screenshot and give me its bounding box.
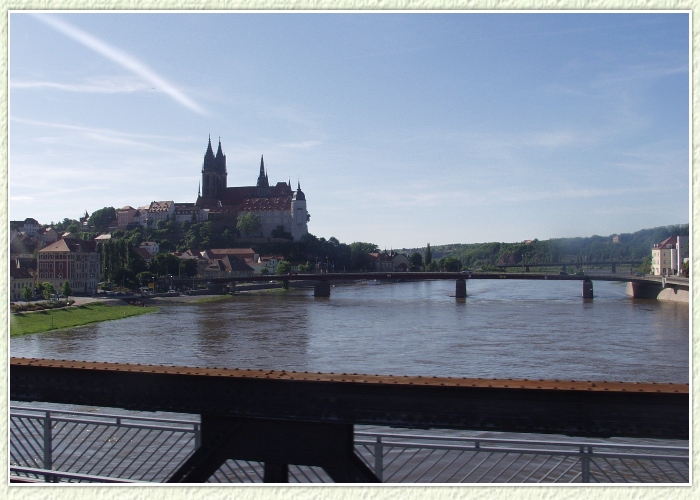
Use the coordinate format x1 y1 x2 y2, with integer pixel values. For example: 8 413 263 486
10 279 688 384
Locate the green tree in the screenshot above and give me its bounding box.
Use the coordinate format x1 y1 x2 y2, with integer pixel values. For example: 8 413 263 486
236 212 262 236
238 214 258 235
55 218 79 232
61 280 72 299
441 256 462 272
349 242 378 271
149 253 182 277
410 252 423 270
136 271 155 289
276 260 292 275
42 282 55 300
89 207 117 229
425 243 432 265
22 286 33 303
271 225 293 240
199 221 214 247
180 258 198 278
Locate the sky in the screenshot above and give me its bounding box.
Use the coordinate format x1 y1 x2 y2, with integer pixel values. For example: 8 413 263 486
8 11 690 249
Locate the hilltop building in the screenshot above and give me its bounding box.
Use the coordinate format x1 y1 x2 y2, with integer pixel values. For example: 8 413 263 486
195 137 309 241
10 218 40 237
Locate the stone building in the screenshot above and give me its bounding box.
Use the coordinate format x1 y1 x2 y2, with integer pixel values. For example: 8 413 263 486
195 137 308 241
651 236 689 276
37 236 101 295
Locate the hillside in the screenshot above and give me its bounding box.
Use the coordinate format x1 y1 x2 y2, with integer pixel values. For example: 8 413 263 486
399 224 689 270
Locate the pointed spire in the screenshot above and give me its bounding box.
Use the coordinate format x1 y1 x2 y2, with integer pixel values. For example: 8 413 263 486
205 135 214 159
257 155 269 189
297 180 301 190
198 182 201 197
216 137 224 157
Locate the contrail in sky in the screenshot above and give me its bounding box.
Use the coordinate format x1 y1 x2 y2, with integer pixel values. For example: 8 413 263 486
32 13 208 116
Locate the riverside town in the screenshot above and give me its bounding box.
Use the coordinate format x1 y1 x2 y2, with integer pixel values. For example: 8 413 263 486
9 136 690 305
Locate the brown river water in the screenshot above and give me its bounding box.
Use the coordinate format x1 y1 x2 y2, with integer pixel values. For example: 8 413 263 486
10 279 689 383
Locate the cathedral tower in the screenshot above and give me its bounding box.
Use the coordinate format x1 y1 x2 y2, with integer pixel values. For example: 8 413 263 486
201 136 227 200
256 155 270 197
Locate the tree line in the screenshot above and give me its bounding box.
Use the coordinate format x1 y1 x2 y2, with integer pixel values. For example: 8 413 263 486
404 224 689 271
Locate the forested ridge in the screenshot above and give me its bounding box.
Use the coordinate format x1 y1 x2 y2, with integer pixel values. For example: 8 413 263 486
400 224 689 270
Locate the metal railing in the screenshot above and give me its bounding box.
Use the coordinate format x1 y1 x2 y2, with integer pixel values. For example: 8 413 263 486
10 405 689 483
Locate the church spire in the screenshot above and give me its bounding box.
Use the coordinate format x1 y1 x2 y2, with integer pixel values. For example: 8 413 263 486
204 135 215 164
257 155 269 189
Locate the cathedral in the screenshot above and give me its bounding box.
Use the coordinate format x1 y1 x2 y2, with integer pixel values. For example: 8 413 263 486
195 137 309 241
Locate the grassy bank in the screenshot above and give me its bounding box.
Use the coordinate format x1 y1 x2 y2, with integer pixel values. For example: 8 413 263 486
10 302 158 336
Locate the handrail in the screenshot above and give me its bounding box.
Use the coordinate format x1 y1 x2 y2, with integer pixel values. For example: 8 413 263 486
11 406 688 483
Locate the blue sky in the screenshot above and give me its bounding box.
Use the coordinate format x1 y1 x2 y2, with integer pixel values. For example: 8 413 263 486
9 11 689 249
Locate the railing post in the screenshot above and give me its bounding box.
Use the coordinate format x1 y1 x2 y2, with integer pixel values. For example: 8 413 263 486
193 422 201 450
580 445 591 483
43 411 54 482
374 436 383 482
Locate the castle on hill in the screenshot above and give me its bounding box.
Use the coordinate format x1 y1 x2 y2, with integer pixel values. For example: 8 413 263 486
195 136 308 241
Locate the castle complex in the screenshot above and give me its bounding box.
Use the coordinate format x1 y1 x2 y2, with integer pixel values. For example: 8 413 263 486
195 137 308 241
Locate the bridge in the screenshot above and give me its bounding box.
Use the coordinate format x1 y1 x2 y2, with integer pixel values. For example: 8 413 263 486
492 260 643 273
10 357 688 483
162 271 686 300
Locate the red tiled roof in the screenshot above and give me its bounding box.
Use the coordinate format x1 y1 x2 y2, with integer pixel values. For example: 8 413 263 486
206 248 256 259
239 196 291 211
197 183 293 212
10 266 33 279
135 248 152 261
657 236 677 249
39 238 97 253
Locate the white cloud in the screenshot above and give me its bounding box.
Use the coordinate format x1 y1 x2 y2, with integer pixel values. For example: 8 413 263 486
591 63 687 89
12 75 152 93
32 14 208 116
11 116 198 154
279 140 322 149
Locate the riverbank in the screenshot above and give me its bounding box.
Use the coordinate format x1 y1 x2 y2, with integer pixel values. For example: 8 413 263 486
10 302 158 336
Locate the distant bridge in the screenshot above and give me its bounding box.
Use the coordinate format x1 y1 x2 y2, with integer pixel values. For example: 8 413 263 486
494 261 643 273
161 272 686 300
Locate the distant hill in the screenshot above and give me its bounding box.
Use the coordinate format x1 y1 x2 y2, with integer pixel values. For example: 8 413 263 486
399 224 689 269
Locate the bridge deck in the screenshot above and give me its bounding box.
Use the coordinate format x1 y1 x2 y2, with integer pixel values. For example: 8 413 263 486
199 271 663 285
11 358 687 482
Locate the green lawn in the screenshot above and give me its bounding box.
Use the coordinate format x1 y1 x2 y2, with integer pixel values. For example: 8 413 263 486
10 302 158 336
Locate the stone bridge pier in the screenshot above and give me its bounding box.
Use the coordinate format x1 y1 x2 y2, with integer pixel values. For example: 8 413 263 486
456 279 467 298
582 279 593 299
314 281 331 298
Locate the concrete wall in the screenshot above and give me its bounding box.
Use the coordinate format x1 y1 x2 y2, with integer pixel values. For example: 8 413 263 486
625 281 688 303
